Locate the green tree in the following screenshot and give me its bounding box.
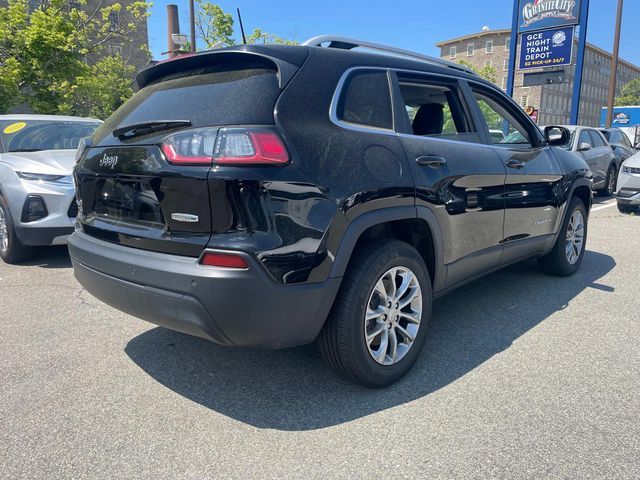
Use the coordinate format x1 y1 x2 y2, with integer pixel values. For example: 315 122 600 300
0 0 150 117
194 2 296 48
194 0 235 48
615 79 640 106
448 60 501 130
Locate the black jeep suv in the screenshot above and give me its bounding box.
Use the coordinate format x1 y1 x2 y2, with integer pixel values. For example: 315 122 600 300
69 36 592 387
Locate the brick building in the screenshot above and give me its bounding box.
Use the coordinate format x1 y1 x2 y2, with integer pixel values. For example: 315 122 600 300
436 29 640 126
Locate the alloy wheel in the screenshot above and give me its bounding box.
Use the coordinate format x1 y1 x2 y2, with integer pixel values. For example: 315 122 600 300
565 210 585 265
364 266 422 366
607 169 616 195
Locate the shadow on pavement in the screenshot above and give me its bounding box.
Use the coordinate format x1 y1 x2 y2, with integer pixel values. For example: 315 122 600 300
19 245 71 269
125 250 615 431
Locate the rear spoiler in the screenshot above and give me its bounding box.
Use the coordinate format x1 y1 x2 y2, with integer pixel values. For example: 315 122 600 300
136 45 310 90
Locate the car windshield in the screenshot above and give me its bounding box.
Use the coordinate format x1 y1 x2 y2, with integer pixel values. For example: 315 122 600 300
0 119 101 153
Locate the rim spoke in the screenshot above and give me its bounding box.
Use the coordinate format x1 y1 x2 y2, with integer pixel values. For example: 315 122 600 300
375 329 389 362
374 278 388 302
388 328 398 363
395 324 415 343
398 286 419 309
366 306 385 321
394 272 411 301
400 311 421 324
386 269 397 301
367 325 386 345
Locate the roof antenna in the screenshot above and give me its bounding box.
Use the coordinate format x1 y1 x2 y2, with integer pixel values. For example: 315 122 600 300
237 8 247 45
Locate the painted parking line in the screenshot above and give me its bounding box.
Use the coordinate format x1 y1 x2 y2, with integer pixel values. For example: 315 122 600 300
591 200 617 212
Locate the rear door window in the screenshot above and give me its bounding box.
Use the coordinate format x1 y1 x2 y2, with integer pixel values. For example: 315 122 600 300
336 70 393 130
394 74 479 143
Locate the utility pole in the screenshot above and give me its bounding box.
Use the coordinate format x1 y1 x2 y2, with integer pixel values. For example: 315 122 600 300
605 0 624 128
189 0 196 53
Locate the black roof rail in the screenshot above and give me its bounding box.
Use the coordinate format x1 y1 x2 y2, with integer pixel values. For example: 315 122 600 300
301 35 477 75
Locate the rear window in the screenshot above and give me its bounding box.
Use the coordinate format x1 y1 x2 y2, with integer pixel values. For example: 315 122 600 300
93 66 280 146
336 71 393 130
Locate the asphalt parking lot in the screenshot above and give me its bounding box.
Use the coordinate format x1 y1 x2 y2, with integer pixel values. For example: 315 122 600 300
1 197 639 479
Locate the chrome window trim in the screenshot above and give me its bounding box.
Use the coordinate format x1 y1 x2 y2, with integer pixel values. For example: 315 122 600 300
329 65 542 150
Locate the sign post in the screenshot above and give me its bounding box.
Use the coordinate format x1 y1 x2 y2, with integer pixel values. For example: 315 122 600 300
506 0 519 98
570 0 591 125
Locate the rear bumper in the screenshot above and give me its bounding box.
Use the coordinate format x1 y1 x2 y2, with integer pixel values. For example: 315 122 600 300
68 231 340 349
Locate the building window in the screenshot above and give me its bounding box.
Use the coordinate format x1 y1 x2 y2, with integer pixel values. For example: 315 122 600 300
449 46 457 59
28 0 42 12
467 44 474 56
502 77 508 90
503 58 508 71
484 61 492 68
521 95 529 108
486 40 493 53
505 38 511 51
108 45 123 56
108 11 119 32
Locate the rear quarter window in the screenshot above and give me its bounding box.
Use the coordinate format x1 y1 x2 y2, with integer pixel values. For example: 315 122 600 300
93 66 280 146
336 70 393 130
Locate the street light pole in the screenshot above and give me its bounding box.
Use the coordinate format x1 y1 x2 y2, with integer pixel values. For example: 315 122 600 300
605 0 624 128
189 0 196 53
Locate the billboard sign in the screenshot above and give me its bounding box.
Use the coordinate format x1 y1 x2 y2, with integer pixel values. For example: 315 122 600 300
518 0 580 32
519 26 574 70
600 107 640 127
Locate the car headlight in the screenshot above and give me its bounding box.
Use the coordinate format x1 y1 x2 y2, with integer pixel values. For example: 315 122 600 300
75 136 92 163
16 172 70 183
623 165 640 174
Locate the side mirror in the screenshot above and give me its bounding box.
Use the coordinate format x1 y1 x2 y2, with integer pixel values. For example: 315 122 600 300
544 126 570 146
577 142 591 152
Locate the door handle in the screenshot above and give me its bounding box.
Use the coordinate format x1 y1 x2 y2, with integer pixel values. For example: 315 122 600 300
505 158 526 169
416 155 447 167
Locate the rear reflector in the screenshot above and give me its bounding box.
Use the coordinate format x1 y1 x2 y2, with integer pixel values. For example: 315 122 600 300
200 252 249 269
214 128 289 165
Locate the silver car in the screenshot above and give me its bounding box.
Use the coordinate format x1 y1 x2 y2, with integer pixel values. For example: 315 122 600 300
557 125 619 196
0 115 101 263
616 152 640 213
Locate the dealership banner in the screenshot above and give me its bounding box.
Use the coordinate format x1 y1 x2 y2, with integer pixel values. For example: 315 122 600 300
519 26 574 70
518 0 580 33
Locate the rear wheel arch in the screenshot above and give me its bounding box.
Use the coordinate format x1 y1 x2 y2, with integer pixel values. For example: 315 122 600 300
329 206 444 291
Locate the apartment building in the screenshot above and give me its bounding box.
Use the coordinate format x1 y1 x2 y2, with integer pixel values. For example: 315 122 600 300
436 29 640 126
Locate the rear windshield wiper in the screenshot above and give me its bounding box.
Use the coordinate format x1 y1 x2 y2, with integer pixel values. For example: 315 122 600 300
113 120 192 140
8 148 43 152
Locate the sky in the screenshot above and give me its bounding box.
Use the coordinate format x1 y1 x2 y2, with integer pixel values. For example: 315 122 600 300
146 0 640 66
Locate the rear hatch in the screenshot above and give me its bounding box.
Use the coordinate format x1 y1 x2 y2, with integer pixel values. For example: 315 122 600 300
74 48 307 256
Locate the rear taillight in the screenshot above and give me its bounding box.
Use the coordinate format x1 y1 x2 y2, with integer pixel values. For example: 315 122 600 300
160 128 217 165
214 128 289 165
160 127 289 166
200 252 249 269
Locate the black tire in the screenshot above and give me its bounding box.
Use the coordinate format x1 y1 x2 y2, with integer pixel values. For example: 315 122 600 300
617 202 637 214
538 196 588 277
598 164 617 197
318 239 432 388
0 195 33 264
